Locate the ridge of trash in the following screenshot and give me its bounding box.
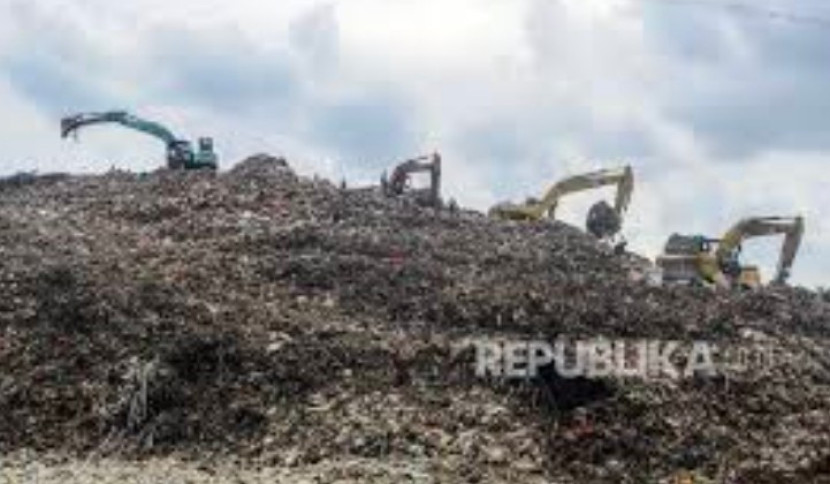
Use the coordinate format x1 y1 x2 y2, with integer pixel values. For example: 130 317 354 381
1 155 828 482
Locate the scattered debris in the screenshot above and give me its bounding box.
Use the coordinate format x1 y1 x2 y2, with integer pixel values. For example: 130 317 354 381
0 156 828 482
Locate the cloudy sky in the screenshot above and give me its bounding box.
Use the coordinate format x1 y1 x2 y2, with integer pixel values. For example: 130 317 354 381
1 0 829 286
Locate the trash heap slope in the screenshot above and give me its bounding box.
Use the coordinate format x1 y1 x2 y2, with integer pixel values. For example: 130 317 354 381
1 156 829 483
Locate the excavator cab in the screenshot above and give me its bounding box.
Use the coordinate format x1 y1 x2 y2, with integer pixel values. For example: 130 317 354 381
192 137 219 170
167 140 193 170
718 243 744 279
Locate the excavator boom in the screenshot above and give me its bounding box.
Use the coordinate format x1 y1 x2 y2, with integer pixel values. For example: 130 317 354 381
489 165 634 239
539 166 634 218
716 216 804 284
61 111 179 145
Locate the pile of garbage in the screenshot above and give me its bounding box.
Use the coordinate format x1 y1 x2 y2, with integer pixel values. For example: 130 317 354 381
1 156 828 483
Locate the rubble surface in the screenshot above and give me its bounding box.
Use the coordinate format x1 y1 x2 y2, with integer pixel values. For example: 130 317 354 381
1 156 829 483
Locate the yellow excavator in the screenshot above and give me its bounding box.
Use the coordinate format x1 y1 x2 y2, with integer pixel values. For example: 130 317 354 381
656 216 804 289
488 165 634 240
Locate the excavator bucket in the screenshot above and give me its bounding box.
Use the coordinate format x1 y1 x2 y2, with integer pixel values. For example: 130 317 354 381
586 200 621 239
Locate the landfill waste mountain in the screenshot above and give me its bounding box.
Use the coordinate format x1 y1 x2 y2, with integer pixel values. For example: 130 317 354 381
1 155 829 483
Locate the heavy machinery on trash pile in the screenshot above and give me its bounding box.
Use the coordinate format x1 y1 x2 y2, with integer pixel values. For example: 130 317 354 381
656 216 804 289
489 165 634 242
381 153 442 208
61 111 218 170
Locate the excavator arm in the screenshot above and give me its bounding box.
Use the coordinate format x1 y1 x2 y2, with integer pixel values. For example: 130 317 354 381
715 216 804 284
489 165 634 240
61 111 179 145
537 165 634 219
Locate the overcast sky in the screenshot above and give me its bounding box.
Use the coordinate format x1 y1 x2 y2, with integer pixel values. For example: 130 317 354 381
1 0 829 286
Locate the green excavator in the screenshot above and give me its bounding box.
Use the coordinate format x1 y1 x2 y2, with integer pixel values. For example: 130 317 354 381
61 111 218 170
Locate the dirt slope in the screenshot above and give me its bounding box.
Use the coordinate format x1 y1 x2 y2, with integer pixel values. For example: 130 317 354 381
1 156 829 483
